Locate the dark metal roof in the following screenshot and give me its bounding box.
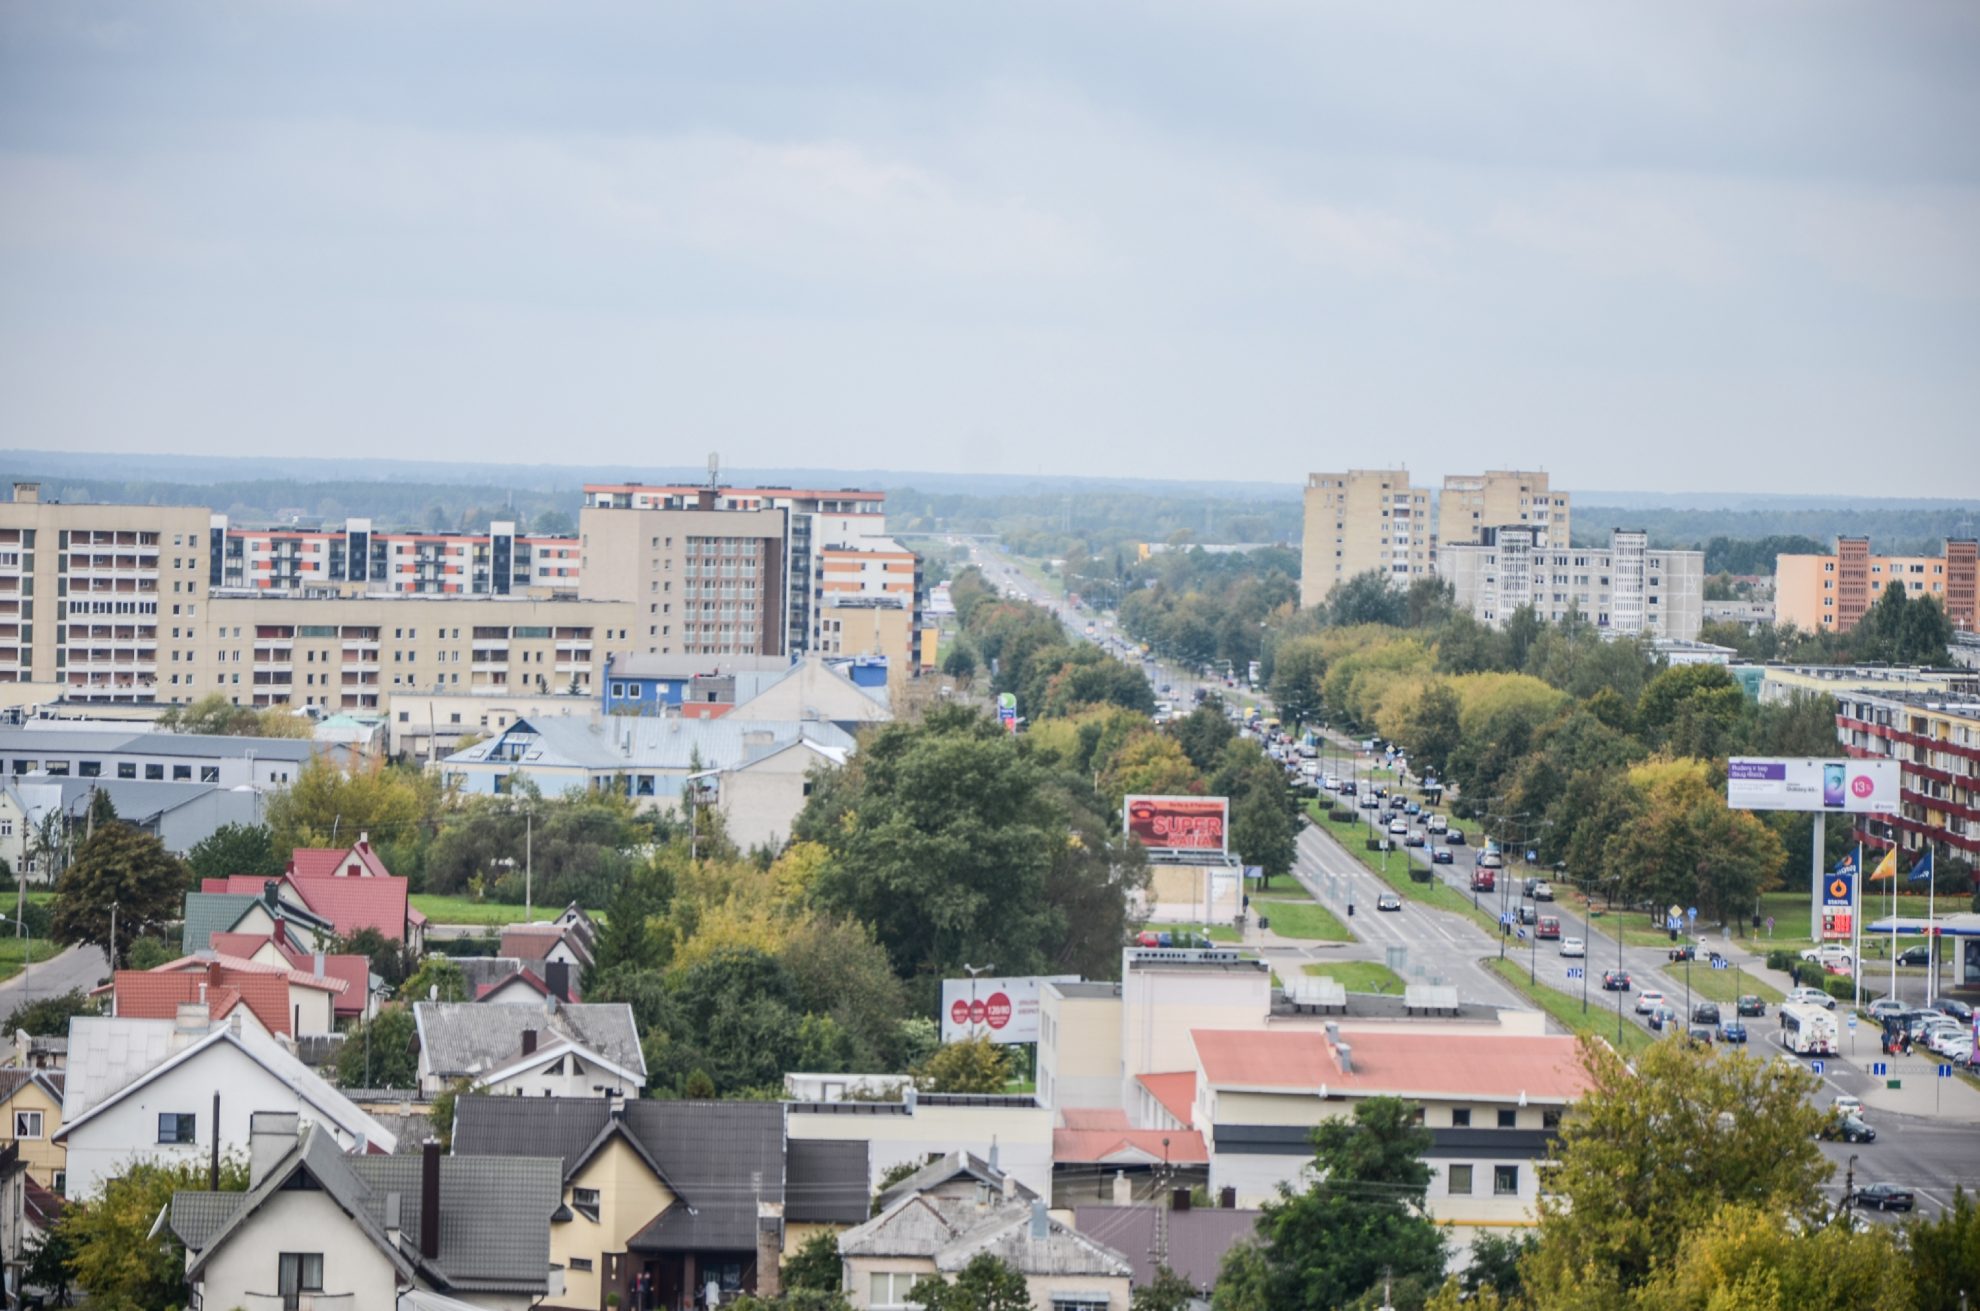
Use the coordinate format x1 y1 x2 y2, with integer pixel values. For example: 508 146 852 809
453 1096 810 1253
785 1138 870 1225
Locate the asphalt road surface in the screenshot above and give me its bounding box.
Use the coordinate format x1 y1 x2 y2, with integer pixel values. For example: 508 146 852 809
0 941 108 1007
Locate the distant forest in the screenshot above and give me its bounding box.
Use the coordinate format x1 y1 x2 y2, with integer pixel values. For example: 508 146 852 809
1574 505 1980 559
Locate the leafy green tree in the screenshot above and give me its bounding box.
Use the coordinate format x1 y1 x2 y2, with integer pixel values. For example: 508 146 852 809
400 954 467 1003
1461 1232 1532 1301
264 755 437 865
1628 1200 1909 1310
1134 1264 1203 1310
1905 1184 1980 1307
1169 702 1238 773
339 926 411 987
126 935 176 971
157 691 313 738
186 820 282 880
1099 731 1200 814
50 821 190 967
1325 571 1407 627
58 1155 249 1310
591 857 675 978
1522 1038 1832 1303
3 988 95 1038
778 914 911 1070
1268 636 1330 728
911 1252 1034 1311
801 706 1065 990
1229 780 1296 890
651 948 857 1096
1635 664 1746 757
21 1223 74 1305
1894 590 1954 664
782 1227 844 1292
1212 1096 1444 1310
1393 682 1463 781
335 1005 421 1089
914 1035 1012 1093
940 638 979 681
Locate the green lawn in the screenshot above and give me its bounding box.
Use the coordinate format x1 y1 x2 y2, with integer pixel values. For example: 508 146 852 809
1301 960 1408 994
0 935 62 984
1487 956 1653 1057
1306 802 1501 936
410 895 567 926
1250 895 1352 942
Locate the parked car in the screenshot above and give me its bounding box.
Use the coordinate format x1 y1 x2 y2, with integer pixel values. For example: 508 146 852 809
1432 847 1454 864
1559 937 1585 958
1786 987 1838 1011
1927 1027 1973 1059
1405 828 1426 847
1897 945 1932 967
1602 969 1632 992
1736 995 1767 1018
1800 944 1854 972
1377 892 1403 912
1821 1115 1877 1144
1853 1182 1915 1212
1635 990 1666 1015
1691 1002 1721 1026
1934 998 1974 1024
1903 1010 1953 1039
1720 1020 1748 1044
1866 998 1908 1021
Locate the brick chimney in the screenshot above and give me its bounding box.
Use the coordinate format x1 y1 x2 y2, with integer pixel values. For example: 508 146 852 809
756 1201 784 1298
521 1028 538 1057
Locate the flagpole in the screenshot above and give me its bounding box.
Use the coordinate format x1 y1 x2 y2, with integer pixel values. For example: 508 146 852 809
1927 850 1937 1006
1890 847 1898 1003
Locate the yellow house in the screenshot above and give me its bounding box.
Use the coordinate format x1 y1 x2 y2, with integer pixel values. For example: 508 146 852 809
0 1070 66 1193
452 1096 871 1311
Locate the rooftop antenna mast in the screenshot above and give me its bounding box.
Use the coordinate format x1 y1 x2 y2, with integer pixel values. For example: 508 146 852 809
707 451 720 490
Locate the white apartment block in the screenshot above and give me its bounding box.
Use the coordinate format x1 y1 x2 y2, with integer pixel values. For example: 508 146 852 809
1438 526 1704 640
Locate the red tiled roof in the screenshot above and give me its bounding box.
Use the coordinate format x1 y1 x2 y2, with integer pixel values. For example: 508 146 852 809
112 970 273 1033
1060 1107 1129 1131
1191 1029 1594 1101
25 1176 65 1230
1138 1072 1198 1126
289 838 393 881
1054 1127 1210 1166
288 873 413 942
498 929 564 962
213 932 371 1017
152 952 347 994
210 931 276 959
476 970 552 1001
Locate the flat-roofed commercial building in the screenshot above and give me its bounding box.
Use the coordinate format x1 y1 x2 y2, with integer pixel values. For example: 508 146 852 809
1776 537 1977 635
1300 470 1433 608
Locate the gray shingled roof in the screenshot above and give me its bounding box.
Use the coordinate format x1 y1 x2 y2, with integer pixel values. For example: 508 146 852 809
1072 1205 1262 1291
413 1001 644 1081
841 1195 1132 1279
172 1122 561 1294
786 1138 871 1225
452 1097 808 1253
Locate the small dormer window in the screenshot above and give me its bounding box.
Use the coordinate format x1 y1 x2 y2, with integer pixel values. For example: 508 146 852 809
572 1187 601 1222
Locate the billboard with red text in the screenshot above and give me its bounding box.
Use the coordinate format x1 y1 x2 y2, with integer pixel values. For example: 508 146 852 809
1123 795 1229 853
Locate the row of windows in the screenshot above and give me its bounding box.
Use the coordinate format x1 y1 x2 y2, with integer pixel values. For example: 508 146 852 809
9 758 221 782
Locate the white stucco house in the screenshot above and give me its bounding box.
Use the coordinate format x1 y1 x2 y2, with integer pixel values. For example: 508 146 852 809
55 1009 395 1200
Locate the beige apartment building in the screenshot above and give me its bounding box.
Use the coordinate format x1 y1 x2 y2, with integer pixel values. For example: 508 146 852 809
1299 470 1433 608
0 484 633 707
1438 470 1570 552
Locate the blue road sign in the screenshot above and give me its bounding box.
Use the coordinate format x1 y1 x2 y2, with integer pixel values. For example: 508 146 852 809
1941 1063 1955 1079
1711 958 1730 970
1811 1060 1826 1075
1847 1015 1858 1029
1566 966 1584 980
1872 1061 1889 1076
1687 907 1698 923
1516 927 1527 941
1667 916 1681 931
1500 912 1513 926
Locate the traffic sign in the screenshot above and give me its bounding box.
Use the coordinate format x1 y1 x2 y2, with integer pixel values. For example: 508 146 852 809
1941 1063 1955 1079
1811 1060 1826 1075
1872 1061 1889 1076
1566 966 1584 980
1710 958 1730 970
1686 907 1698 923
1516 927 1527 941
1847 1015 1858 1029
1666 915 1681 932
1668 904 1682 923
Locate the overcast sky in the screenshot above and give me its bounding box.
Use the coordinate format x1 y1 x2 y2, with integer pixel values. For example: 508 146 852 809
2 2 1977 495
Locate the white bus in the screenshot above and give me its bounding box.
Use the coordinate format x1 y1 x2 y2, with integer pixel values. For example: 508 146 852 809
1778 1002 1840 1056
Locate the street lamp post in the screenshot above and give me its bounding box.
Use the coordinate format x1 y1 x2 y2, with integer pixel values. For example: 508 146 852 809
962 962 996 1040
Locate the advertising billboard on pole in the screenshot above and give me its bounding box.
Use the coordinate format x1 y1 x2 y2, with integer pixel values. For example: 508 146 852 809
1123 795 1230 853
939 975 1079 1045
1727 758 1900 815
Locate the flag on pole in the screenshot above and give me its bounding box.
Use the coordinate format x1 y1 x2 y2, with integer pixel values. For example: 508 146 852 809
1868 847 1899 882
1909 848 1936 884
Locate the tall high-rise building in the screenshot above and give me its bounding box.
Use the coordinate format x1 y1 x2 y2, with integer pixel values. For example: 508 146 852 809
1437 471 1571 553
1299 470 1433 609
